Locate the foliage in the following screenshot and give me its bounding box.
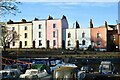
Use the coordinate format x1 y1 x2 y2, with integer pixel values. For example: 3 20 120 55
0 0 21 17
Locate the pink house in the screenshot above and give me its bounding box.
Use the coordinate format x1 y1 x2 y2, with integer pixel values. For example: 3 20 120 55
91 23 107 51
46 15 68 48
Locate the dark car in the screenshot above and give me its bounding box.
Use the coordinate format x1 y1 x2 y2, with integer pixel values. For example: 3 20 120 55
80 66 94 73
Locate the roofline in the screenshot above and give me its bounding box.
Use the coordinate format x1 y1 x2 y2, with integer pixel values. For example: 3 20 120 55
7 21 32 24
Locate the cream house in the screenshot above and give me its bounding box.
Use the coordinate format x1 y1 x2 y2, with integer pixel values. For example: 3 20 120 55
66 28 76 49
7 19 33 48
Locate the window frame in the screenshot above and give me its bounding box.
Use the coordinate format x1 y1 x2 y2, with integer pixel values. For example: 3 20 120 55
39 40 42 46
39 24 42 29
82 40 86 45
39 32 42 38
25 33 27 38
53 24 56 28
12 42 15 46
53 31 56 38
68 40 71 46
97 41 101 46
68 33 71 38
53 40 56 46
24 26 27 30
97 33 100 38
82 32 85 38
25 41 27 46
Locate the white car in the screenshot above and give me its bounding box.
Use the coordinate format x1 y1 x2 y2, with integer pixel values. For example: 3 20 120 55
0 69 21 78
19 69 49 78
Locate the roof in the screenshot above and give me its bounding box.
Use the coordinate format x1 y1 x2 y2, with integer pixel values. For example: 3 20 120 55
7 21 32 24
101 61 112 65
55 66 76 71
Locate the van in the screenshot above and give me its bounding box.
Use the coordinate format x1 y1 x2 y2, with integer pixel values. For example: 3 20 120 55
99 61 115 74
53 66 78 80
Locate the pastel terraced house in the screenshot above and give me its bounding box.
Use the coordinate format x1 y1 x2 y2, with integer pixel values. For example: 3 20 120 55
66 28 76 49
76 28 91 50
66 21 91 50
46 15 68 49
32 19 47 48
7 19 33 48
90 24 107 51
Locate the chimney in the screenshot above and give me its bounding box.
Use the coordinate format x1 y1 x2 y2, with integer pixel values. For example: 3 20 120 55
105 21 108 30
7 19 14 24
21 19 26 22
90 19 93 28
48 15 53 20
62 15 67 20
76 21 80 28
34 17 39 21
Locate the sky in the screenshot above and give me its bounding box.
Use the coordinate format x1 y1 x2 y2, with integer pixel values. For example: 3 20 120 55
0 1 119 28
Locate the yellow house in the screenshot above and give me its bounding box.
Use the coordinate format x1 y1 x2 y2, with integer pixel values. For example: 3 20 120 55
7 19 33 48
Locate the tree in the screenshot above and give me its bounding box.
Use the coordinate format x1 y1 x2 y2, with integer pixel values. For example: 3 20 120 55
0 0 20 52
0 0 21 17
0 24 19 51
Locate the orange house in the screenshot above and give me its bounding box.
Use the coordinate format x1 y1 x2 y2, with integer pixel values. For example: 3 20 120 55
91 26 107 51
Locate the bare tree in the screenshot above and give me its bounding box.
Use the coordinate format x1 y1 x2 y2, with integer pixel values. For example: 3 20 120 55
0 24 19 51
0 0 20 52
0 0 21 17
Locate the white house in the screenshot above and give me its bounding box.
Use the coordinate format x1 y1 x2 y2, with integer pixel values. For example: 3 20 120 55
66 28 91 50
76 28 91 50
66 28 76 49
32 19 47 48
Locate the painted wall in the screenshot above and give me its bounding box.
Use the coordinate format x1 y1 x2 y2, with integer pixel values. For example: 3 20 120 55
7 24 20 48
91 26 107 51
33 20 47 48
19 23 33 48
7 22 33 48
66 28 76 49
76 28 91 49
47 19 62 48
62 18 68 48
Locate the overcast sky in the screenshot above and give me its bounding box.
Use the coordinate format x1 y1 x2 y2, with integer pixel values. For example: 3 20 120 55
1 1 119 28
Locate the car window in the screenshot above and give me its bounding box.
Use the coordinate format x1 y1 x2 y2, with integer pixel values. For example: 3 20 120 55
10 72 15 76
31 71 38 74
2 72 8 76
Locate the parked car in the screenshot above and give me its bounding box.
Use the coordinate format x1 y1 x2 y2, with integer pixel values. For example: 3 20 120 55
0 69 21 78
99 61 115 74
19 69 51 78
4 64 23 73
80 66 94 73
67 47 75 51
53 66 79 80
50 62 77 73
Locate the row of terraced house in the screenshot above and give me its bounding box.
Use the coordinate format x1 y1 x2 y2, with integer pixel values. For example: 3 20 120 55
5 15 120 51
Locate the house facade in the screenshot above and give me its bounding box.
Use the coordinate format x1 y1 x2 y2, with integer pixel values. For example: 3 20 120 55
7 19 33 48
66 28 76 49
106 24 118 51
91 26 107 51
46 16 68 49
32 19 47 48
66 28 91 50
76 28 91 50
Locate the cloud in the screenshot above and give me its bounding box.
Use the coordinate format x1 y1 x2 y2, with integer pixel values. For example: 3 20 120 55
16 0 119 2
